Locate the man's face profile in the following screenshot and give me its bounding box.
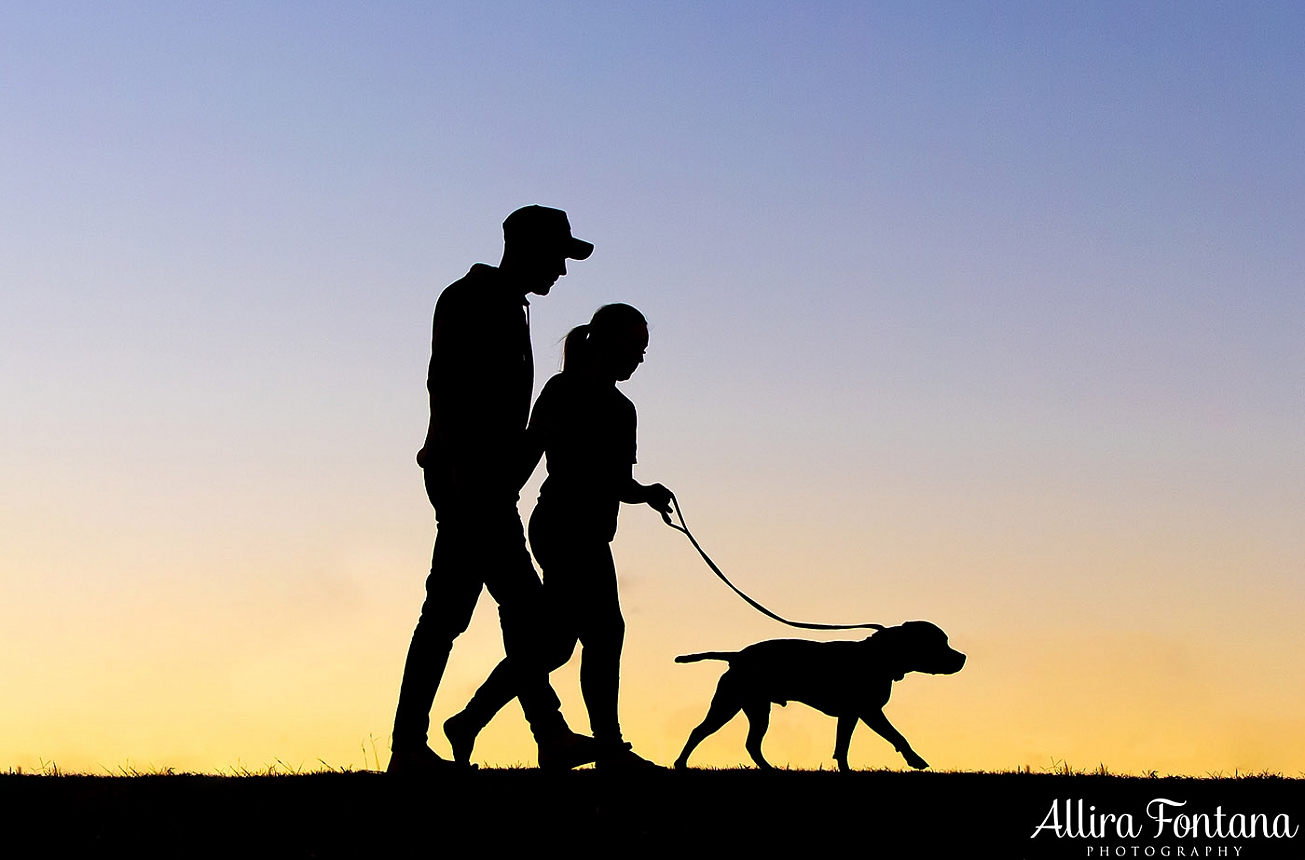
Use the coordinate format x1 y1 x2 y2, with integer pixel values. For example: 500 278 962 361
520 247 569 295
500 206 589 296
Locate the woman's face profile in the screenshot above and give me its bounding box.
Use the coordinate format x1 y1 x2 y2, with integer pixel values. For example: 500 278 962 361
610 323 649 382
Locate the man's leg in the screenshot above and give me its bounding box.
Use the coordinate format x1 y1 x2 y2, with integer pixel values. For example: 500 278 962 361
445 587 577 761
470 507 572 740
439 505 594 768
391 522 483 755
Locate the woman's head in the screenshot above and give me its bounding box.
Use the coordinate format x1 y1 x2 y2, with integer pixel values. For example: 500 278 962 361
563 303 649 381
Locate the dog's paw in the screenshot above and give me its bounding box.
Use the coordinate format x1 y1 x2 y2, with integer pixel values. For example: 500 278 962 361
904 753 930 770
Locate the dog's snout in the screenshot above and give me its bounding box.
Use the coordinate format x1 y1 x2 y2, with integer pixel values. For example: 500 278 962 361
922 647 966 675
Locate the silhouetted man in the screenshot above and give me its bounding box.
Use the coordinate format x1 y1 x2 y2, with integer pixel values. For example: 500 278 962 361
389 206 595 774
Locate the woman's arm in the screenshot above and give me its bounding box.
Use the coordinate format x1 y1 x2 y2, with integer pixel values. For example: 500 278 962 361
619 468 673 514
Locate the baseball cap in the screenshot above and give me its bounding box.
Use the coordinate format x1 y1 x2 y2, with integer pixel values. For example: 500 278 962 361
502 205 594 260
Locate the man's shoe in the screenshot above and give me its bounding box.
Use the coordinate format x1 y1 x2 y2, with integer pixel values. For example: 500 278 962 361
596 742 663 770
443 711 479 766
387 745 472 776
537 731 598 771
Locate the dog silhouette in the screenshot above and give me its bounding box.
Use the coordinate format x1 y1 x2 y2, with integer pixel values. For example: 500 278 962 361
673 621 965 771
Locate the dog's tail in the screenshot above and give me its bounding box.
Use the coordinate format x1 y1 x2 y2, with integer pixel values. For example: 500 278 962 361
675 651 737 664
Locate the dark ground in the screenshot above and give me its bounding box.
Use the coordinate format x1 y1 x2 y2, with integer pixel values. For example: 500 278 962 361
3 769 1301 858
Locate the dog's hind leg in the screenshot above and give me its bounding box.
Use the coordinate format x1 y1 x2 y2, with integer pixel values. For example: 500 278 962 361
742 702 774 770
674 677 744 769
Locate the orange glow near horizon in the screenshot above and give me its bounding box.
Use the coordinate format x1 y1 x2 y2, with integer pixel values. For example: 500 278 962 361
6 491 1303 776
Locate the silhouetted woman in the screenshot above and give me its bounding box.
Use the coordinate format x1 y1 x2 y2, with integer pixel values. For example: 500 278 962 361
527 303 671 767
443 303 672 769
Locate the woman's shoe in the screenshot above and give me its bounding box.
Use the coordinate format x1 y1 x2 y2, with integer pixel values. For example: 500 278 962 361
596 742 663 770
443 711 479 766
537 730 598 770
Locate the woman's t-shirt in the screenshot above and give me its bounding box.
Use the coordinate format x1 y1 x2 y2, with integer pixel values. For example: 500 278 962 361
529 371 636 542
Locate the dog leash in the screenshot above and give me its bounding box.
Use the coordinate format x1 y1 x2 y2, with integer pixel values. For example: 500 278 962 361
660 492 885 632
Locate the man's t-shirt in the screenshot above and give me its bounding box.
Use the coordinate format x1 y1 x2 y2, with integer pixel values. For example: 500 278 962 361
530 371 636 542
418 264 533 506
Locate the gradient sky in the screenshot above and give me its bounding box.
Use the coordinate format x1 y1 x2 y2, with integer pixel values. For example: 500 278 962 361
3 2 1303 775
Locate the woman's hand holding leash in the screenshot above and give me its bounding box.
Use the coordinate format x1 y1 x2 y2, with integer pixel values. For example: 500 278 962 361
644 483 674 516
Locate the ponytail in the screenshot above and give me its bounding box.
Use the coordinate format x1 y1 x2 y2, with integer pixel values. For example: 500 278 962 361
562 323 592 370
562 303 648 372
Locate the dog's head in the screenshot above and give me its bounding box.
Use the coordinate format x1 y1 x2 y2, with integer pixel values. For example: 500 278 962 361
864 621 966 679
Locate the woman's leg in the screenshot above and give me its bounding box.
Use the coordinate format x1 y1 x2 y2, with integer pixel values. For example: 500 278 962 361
441 508 583 764
570 543 658 765
531 508 626 746
572 543 625 746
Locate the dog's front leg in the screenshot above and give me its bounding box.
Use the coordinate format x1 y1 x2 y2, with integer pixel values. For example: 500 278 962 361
833 714 856 772
861 710 929 770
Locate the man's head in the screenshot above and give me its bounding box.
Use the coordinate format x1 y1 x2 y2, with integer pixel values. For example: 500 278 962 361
500 205 593 296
